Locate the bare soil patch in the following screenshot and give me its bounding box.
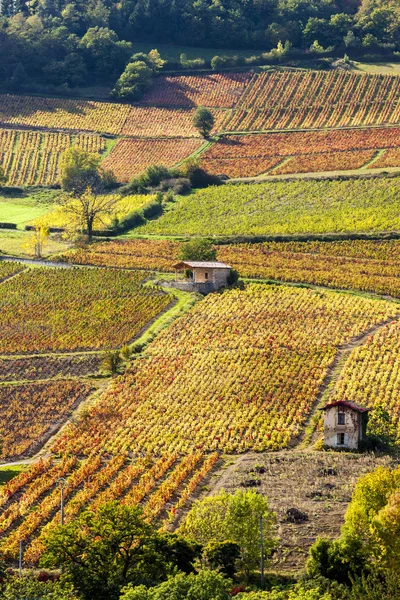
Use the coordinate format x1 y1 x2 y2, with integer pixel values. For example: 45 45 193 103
208 450 399 573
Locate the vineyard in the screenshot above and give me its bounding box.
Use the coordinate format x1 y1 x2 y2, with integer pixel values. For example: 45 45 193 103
60 237 400 300
0 129 106 187
330 321 400 441
101 138 204 182
139 178 400 236
200 127 400 178
0 94 130 135
1 283 398 561
121 107 225 138
60 238 182 270
0 261 24 282
0 267 171 353
218 241 400 299
0 381 93 460
140 72 252 107
224 71 400 131
0 354 101 383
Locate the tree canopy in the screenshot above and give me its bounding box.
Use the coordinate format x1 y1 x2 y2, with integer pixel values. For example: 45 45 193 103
1 0 400 92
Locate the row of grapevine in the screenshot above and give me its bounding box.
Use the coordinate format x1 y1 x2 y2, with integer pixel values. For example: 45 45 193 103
0 129 105 186
330 321 400 441
224 71 400 131
0 381 93 460
200 128 400 178
138 178 400 236
59 238 400 300
0 267 171 353
1 284 398 560
102 137 204 182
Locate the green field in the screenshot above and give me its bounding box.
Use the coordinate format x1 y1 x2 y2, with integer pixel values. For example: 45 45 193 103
0 229 70 257
130 42 260 63
139 177 400 237
0 190 59 228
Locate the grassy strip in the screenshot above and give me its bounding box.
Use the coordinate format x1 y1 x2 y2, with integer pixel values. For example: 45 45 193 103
0 464 28 485
130 285 200 352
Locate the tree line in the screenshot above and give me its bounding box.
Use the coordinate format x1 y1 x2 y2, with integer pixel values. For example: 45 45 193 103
1 464 399 600
1 0 400 93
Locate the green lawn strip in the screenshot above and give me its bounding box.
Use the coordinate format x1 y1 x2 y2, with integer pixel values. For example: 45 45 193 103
0 198 50 227
101 136 120 159
129 42 259 63
0 229 71 258
0 464 28 485
362 148 386 169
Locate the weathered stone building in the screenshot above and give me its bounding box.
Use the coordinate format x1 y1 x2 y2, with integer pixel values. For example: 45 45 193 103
165 261 232 294
319 400 370 450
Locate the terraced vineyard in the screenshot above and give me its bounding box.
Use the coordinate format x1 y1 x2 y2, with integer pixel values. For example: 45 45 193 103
0 267 171 353
0 381 93 460
1 283 398 562
0 129 106 186
140 72 252 107
0 94 130 135
139 178 400 236
0 261 24 282
122 106 226 138
200 127 400 178
225 71 400 131
61 238 400 300
330 320 400 441
101 137 204 182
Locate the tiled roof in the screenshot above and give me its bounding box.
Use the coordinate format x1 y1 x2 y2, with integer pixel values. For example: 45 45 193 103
173 261 231 269
319 400 370 413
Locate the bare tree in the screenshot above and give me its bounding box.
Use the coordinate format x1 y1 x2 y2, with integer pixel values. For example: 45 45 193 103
59 188 119 243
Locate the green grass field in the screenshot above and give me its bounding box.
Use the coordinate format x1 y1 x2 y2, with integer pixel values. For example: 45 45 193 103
0 229 70 257
130 42 260 63
139 177 400 237
0 190 59 228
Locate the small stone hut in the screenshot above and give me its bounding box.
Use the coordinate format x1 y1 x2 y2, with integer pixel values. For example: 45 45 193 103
319 400 370 450
170 261 231 294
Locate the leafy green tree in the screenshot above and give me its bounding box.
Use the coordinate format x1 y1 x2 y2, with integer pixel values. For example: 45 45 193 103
112 60 153 100
179 239 217 262
147 49 165 73
343 464 400 559
43 52 87 87
58 187 118 242
179 490 277 575
80 26 132 75
308 465 400 581
41 502 158 600
10 62 27 91
101 350 123 375
203 540 240 579
120 570 231 600
193 107 214 138
306 537 367 584
366 405 396 445
60 147 103 195
1 575 77 600
350 568 400 600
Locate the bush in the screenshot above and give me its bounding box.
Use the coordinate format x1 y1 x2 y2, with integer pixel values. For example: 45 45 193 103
159 178 192 195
